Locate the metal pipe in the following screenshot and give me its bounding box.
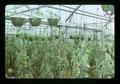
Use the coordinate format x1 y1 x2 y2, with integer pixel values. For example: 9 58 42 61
47 6 112 22
58 25 102 32
65 5 81 22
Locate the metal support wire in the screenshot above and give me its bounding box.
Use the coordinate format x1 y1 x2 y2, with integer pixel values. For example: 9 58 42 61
47 5 112 22
65 5 81 22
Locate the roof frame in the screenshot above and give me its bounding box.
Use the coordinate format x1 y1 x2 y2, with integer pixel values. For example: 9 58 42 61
61 5 110 19
47 5 113 22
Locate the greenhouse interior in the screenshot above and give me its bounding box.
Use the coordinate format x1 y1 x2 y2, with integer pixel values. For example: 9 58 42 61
5 5 114 78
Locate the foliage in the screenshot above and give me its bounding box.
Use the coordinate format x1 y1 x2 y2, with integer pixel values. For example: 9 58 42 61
101 5 114 15
5 33 114 78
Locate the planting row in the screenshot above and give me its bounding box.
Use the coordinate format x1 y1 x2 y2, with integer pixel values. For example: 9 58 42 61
5 34 114 78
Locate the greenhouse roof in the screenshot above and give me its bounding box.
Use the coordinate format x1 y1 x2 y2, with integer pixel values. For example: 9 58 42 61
5 5 114 35
5 5 112 20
